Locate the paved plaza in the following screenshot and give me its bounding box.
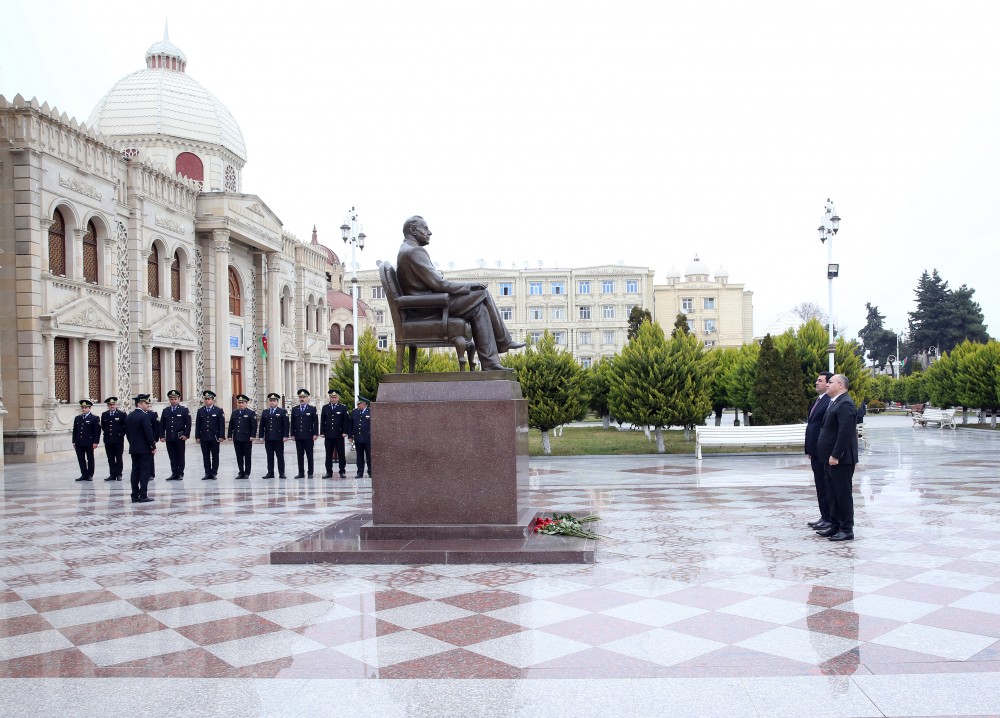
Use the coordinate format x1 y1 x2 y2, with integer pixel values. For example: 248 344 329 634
2 417 999 717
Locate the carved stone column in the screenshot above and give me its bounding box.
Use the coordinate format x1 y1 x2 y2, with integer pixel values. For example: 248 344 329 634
76 337 89 402
266 252 282 395
163 348 176 395
42 332 56 401
70 228 84 281
214 231 232 405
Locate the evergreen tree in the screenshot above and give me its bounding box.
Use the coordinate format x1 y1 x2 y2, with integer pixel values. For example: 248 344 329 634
858 303 896 369
781 343 809 421
908 269 990 351
503 331 589 455
708 346 740 425
925 347 962 408
329 328 394 402
672 313 690 338
751 334 804 425
725 342 759 425
951 285 990 344
627 306 653 341
586 357 615 428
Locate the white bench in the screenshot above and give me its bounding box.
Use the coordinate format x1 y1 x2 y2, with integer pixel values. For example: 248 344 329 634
913 407 957 430
695 424 807 460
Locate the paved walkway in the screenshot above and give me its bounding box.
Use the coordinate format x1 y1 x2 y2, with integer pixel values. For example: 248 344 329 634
1 419 999 716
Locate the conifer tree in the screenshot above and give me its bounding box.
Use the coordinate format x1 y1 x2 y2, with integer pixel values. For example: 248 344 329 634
708 346 740 425
672 313 690 337
503 331 589 454
627 306 653 341
725 342 759 425
329 328 394 401
751 334 803 425
586 357 615 428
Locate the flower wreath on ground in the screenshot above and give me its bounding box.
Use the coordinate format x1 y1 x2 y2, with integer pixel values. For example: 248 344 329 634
534 513 601 540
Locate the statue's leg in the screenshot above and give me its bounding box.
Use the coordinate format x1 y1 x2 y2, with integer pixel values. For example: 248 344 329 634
480 291 522 352
465 303 503 369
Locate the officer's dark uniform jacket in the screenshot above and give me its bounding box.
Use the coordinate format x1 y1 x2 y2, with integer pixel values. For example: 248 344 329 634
350 407 371 444
73 412 101 446
321 402 351 437
101 409 127 444
161 404 192 440
291 403 319 439
195 405 226 441
228 408 258 441
258 406 289 440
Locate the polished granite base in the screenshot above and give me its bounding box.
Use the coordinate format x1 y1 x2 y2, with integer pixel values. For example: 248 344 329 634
270 512 597 565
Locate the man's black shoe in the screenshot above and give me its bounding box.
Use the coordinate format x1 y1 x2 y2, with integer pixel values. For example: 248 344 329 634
339 471 346 478
322 473 333 479
262 474 274 479
807 518 826 527
294 474 305 479
166 476 182 481
75 477 87 481
201 476 214 481
828 531 854 541
115 477 122 481
815 527 839 537
279 475 287 479
307 473 314 478
355 474 364 479
105 476 115 482
810 521 834 531
136 497 154 503
236 474 249 480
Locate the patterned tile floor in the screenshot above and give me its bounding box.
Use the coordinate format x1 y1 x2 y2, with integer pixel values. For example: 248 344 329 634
2 417 1000 716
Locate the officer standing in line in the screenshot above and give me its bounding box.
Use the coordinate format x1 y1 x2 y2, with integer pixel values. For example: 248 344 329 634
321 389 350 479
194 390 226 480
228 394 258 479
257 392 289 478
72 399 101 482
101 396 127 482
126 394 157 503
349 397 372 479
161 389 191 481
291 389 319 479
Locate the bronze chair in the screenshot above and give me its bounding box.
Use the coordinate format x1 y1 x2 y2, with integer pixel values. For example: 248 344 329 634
378 262 476 373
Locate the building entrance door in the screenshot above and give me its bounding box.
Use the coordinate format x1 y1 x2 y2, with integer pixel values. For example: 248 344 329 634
231 357 243 410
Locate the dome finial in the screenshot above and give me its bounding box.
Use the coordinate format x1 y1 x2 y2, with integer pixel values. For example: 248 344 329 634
164 19 169 42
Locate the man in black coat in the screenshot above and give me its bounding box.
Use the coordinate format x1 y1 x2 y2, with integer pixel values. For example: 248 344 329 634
72 399 101 481
125 394 157 503
228 394 257 479
257 392 289 478
804 371 834 531
815 374 860 541
321 389 351 479
291 389 319 478
349 397 372 479
194 390 226 480
161 389 191 481
101 396 127 482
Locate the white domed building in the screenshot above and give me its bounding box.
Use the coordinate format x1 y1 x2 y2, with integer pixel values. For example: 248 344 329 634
0 34 361 463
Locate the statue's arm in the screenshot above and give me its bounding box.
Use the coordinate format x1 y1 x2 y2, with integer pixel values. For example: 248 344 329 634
402 248 470 295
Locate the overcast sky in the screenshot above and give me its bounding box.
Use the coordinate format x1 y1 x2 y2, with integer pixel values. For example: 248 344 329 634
4 0 998 343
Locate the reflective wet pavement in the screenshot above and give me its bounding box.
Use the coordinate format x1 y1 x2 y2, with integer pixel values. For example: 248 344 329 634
2 417 999 716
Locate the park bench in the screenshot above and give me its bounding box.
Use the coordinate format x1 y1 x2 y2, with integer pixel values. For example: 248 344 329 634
912 407 957 430
695 424 807 460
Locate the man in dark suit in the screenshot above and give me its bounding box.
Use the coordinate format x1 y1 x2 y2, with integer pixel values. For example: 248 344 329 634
101 396 127 482
805 371 834 531
349 397 372 479
228 394 258 479
396 216 523 370
257 392 289 478
161 389 191 481
321 389 351 479
72 399 101 481
291 389 319 478
126 394 157 503
815 374 860 541
194 390 226 480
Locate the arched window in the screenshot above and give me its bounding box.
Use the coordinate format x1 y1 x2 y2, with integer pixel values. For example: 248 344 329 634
280 287 290 327
151 348 162 399
88 341 102 400
175 152 204 183
147 244 160 297
83 220 98 283
306 297 314 332
54 337 70 402
49 209 66 276
316 305 323 332
344 324 354 347
228 267 241 315
330 323 341 345
171 252 181 301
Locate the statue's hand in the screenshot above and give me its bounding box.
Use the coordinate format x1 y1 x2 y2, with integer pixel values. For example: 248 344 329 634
469 283 486 291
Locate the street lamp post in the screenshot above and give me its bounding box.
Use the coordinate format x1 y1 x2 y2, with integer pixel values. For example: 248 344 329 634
817 199 841 373
340 207 366 406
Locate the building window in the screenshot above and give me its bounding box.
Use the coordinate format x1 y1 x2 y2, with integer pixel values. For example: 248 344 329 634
147 245 160 297
151 348 162 400
499 282 513 296
581 357 593 369
374 309 384 325
603 330 616 345
224 165 237 192
280 288 290 327
344 324 354 347
330 323 341 345
83 220 98 283
500 306 513 321
553 332 566 345
579 305 591 320
626 279 639 293
529 282 543 295
228 267 241 315
49 209 66 277
704 297 716 310
578 280 591 294
54 337 70 402
552 307 565 320
305 300 314 332
88 341 101 400
579 331 592 345
705 340 717 348
175 152 204 183
602 305 615 319
529 307 543 321
602 280 614 293
687 319 695 331
529 332 543 343
551 282 565 295
681 297 693 313
371 286 385 299
171 252 181 301
705 319 716 334
175 353 184 396
625 304 638 317
377 334 389 350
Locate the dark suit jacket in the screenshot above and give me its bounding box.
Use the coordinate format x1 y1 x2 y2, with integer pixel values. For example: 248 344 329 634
258 407 289 440
816 394 859 465
125 409 157 455
72 413 102 447
349 408 371 444
397 238 485 319
804 394 831 456
101 409 127 444
321 402 351 437
290 404 319 439
160 405 192 440
195 406 226 442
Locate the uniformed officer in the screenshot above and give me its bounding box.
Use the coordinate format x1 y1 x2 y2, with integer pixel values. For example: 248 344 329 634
100 396 127 482
257 392 289 478
194 390 226 480
349 397 372 479
160 389 191 481
228 394 258 479
291 389 319 479
321 389 351 479
72 399 102 481
126 394 157 503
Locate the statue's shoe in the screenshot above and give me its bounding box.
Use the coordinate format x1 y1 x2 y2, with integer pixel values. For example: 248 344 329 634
481 363 515 372
497 341 526 352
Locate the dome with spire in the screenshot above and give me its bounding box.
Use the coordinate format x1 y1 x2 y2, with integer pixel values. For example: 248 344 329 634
87 27 247 165
311 226 341 266
684 254 709 280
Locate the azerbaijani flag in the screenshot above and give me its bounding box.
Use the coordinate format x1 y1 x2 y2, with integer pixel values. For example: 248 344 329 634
901 356 909 369
261 328 268 359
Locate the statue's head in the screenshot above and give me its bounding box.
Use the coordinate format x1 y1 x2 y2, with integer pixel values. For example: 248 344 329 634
403 215 431 246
